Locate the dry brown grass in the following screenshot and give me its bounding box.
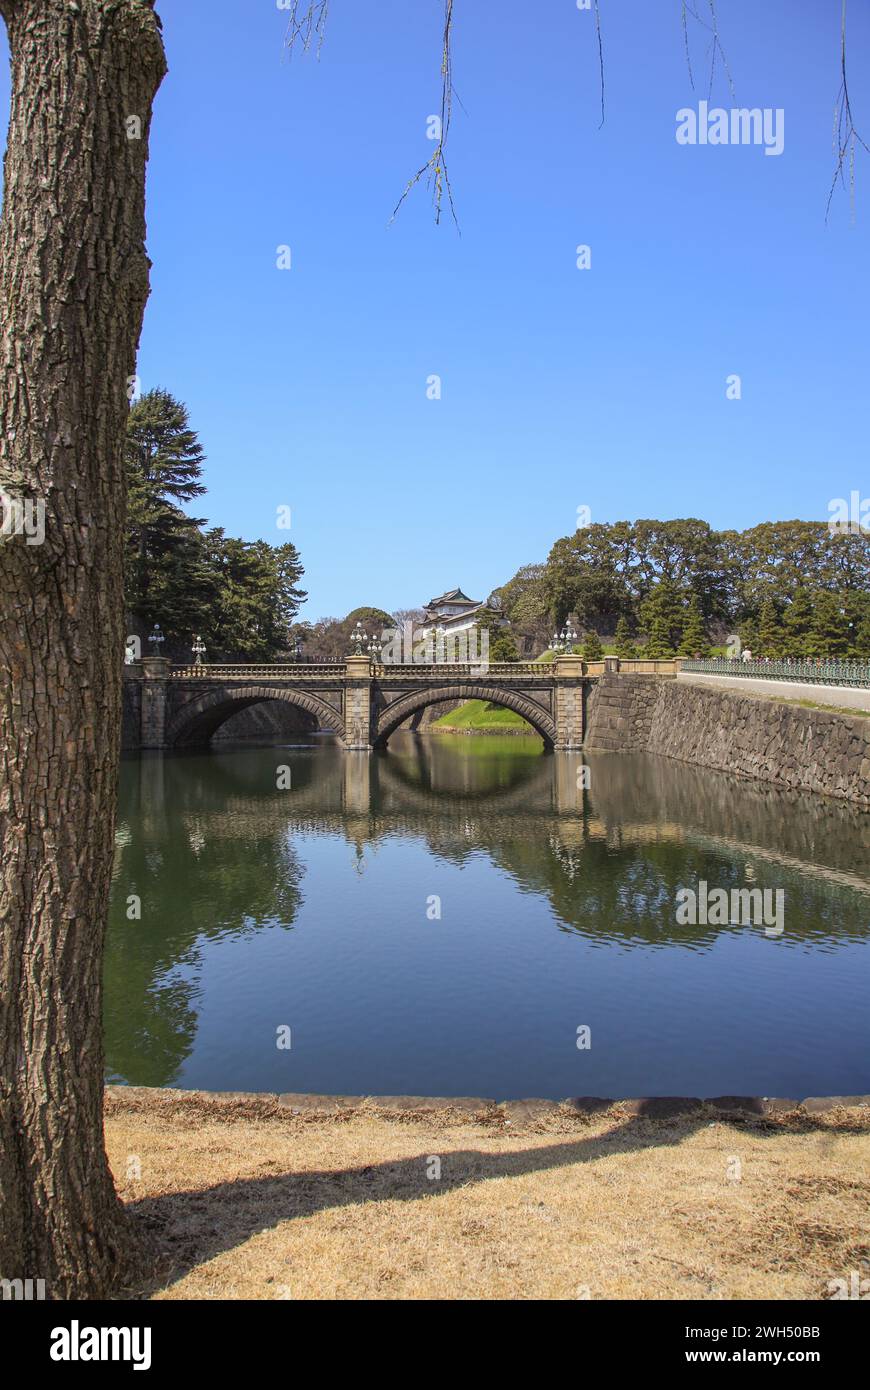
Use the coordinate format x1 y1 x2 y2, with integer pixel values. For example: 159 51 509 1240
105 1095 870 1301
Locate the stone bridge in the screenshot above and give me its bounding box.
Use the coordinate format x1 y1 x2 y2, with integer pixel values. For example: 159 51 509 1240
124 653 632 752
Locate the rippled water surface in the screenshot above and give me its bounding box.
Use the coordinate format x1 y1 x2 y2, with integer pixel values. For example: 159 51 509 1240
107 735 870 1098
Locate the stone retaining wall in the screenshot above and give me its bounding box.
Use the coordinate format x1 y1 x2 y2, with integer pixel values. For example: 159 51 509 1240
585 675 870 806
105 1084 869 1123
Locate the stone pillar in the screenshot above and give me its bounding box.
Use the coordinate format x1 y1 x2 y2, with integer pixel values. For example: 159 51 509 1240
140 655 170 750
553 654 585 750
343 655 374 750
604 655 619 674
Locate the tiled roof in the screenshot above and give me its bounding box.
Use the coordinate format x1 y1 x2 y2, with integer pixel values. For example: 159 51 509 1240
426 588 479 607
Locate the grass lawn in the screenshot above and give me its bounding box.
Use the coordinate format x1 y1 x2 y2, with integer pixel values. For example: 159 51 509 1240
107 1091 870 1301
431 698 536 733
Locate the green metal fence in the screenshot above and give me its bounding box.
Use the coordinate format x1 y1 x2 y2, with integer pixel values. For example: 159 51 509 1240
681 658 870 688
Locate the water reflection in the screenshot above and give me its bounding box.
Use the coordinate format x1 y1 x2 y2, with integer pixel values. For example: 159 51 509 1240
108 735 870 1094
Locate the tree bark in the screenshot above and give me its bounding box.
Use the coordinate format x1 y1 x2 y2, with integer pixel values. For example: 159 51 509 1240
0 0 165 1297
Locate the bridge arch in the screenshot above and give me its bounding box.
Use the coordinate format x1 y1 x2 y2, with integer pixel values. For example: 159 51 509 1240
166 684 345 749
375 685 556 750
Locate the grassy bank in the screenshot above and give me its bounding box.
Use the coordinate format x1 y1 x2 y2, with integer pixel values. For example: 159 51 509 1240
430 698 538 735
106 1093 870 1301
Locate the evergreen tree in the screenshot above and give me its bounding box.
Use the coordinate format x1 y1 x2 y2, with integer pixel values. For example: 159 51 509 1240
782 587 813 658
756 598 784 657
806 591 849 658
490 632 520 661
125 389 206 627
678 594 710 657
613 615 635 659
582 630 604 661
844 592 870 658
200 532 306 662
645 613 674 659
851 607 870 658
641 579 682 657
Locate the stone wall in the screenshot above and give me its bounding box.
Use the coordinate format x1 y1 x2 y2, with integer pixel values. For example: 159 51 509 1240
212 700 317 742
584 674 661 752
121 676 141 752
586 674 870 807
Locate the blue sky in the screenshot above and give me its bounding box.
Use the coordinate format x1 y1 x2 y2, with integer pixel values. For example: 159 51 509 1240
2 0 868 619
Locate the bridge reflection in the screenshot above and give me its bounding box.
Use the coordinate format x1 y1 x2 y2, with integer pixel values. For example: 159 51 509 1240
108 738 870 1087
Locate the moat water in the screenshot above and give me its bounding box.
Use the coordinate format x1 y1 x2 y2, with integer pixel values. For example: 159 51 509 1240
106 734 870 1099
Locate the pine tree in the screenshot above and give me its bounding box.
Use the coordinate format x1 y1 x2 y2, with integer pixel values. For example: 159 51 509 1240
678 594 710 657
582 630 604 661
757 598 784 657
125 389 207 627
851 608 870 658
844 592 870 658
806 592 849 658
782 587 813 658
490 632 520 661
639 581 680 656
613 615 635 659
641 579 682 658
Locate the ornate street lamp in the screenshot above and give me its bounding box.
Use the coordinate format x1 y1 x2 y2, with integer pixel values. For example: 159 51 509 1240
350 620 366 656
191 635 206 666
148 622 165 656
293 636 303 663
368 637 380 661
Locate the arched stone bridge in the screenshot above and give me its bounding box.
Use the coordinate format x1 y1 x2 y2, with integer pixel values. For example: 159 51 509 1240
126 653 614 752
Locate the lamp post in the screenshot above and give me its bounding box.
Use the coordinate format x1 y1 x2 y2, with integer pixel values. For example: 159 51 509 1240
148 622 165 657
350 620 366 656
191 635 206 667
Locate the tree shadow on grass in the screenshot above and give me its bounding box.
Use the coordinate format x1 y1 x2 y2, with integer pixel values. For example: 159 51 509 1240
123 1104 868 1297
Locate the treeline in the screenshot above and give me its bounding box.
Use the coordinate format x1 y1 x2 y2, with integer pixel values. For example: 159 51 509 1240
288 607 395 661
489 519 870 659
125 390 306 662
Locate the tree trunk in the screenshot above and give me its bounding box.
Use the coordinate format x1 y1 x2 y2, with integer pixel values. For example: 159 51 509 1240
0 0 165 1297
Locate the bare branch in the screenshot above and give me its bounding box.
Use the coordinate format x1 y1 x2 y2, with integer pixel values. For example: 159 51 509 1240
283 0 330 61
681 2 695 91
593 0 605 128
826 0 869 222
681 1 734 100
391 0 459 230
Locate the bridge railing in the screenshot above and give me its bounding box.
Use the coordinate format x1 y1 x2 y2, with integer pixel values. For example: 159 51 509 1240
169 664 344 679
614 659 681 676
371 661 552 677
681 657 870 688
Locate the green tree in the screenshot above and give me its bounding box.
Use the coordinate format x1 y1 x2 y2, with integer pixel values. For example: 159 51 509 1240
678 594 710 657
613 615 635 659
782 587 813 658
582 630 604 661
756 598 784 658
640 578 682 657
198 532 306 662
490 632 519 661
806 592 849 658
845 593 870 658
125 388 206 626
